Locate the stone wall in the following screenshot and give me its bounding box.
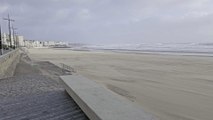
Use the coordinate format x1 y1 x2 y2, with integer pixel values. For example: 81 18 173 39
0 50 20 79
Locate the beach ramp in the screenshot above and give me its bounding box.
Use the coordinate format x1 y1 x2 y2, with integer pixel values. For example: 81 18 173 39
61 75 158 120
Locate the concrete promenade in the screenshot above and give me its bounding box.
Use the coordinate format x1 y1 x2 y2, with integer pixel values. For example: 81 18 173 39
0 53 88 120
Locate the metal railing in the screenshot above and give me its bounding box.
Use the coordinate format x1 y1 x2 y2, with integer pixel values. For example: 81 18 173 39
60 63 76 73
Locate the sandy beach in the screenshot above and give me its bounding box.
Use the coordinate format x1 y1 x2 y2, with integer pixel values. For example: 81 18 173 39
28 48 213 120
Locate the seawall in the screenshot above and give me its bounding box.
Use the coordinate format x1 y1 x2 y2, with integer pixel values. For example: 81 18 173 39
0 49 21 79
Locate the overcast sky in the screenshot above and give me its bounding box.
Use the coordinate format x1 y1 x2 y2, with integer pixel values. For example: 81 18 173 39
0 0 213 44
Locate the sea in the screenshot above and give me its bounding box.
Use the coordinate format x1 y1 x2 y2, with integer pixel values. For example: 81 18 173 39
69 43 213 57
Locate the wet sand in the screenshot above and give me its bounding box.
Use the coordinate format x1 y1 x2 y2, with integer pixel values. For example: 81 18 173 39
28 48 213 120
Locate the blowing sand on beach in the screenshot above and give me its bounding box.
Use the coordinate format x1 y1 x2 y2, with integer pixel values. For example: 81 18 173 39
28 48 213 120
1 0 213 120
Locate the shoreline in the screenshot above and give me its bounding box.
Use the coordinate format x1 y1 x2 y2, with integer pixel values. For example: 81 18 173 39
48 47 213 58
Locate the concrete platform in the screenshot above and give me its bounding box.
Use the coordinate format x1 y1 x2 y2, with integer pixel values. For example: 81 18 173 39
61 75 158 120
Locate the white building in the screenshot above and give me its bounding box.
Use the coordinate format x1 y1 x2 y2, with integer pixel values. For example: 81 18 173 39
24 40 33 48
16 36 24 47
33 40 43 48
43 41 56 47
2 33 22 47
2 33 11 47
24 40 43 48
55 41 67 46
23 40 67 48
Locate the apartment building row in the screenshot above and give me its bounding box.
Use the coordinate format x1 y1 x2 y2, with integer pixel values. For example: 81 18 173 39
1 33 24 47
2 33 68 48
24 40 68 48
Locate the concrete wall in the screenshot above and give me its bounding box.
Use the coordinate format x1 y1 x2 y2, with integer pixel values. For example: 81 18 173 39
0 49 20 79
61 75 158 120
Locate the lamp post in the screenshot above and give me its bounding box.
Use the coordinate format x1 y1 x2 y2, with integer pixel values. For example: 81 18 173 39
0 25 3 55
14 32 18 48
11 26 17 49
3 14 15 49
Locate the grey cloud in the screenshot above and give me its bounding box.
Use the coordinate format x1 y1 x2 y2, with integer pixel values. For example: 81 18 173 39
0 0 212 44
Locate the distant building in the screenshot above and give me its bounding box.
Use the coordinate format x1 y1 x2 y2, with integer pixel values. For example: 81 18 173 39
22 39 68 48
54 41 68 47
2 33 11 47
43 41 55 47
16 36 24 47
2 33 25 48
32 40 43 47
24 40 33 48
23 40 43 48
